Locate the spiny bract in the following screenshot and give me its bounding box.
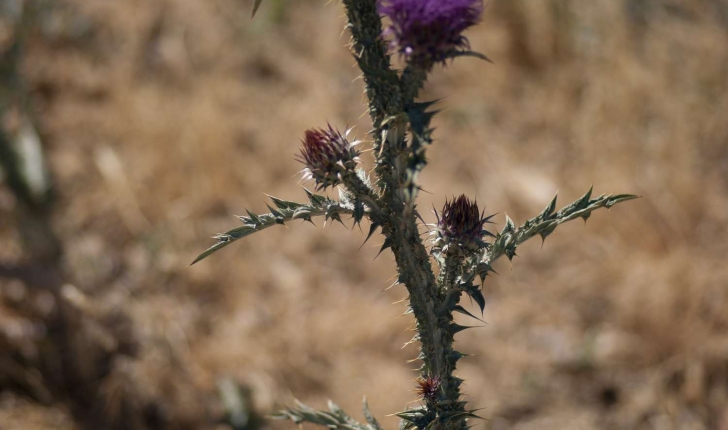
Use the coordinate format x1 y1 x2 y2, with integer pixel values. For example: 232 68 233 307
297 125 360 190
432 195 495 255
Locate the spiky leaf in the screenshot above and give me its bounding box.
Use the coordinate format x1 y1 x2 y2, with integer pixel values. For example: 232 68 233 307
192 192 356 265
481 190 638 270
251 0 264 17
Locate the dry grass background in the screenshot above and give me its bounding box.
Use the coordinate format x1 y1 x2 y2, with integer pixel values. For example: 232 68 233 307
1 0 728 429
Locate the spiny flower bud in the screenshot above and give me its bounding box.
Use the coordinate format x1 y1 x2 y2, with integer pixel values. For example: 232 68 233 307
433 195 494 255
297 125 360 190
378 0 483 66
415 376 441 403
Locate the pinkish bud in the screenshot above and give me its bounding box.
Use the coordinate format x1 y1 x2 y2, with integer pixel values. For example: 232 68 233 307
433 195 494 254
298 125 360 190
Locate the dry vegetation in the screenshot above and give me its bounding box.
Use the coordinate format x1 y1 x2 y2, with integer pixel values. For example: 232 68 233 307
1 0 727 429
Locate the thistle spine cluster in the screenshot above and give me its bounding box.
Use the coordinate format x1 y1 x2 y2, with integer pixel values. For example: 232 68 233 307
194 2 636 430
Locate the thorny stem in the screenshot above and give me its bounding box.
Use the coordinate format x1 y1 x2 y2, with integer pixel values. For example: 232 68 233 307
401 65 428 107
341 0 401 121
342 1 467 427
340 170 383 219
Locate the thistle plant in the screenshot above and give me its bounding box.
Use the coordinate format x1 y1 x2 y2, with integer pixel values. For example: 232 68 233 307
193 1 636 429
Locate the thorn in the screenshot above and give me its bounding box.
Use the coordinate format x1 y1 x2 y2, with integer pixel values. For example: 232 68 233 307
450 323 475 334
392 296 410 305
452 305 485 323
384 279 401 291
374 238 393 259
359 222 380 250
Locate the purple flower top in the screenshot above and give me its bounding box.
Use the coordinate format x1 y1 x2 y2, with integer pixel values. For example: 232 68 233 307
378 0 483 66
297 125 360 190
433 195 495 254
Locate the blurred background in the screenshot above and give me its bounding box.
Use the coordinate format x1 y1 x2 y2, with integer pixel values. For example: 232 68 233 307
1 0 727 429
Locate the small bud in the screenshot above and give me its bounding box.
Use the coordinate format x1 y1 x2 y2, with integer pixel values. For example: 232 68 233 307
378 0 483 66
415 376 441 403
298 125 360 190
433 195 494 255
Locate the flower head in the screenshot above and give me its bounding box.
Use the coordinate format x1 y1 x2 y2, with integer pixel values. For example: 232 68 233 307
298 125 360 190
433 195 495 254
378 0 483 66
415 376 441 403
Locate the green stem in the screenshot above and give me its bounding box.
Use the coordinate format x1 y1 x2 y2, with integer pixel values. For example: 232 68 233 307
341 2 468 428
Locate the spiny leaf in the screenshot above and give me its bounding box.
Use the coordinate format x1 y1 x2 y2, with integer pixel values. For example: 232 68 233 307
361 222 381 246
576 185 593 210
266 194 305 211
475 262 497 283
452 305 485 323
502 214 515 234
505 245 517 261
375 237 393 258
274 398 370 430
462 284 486 315
325 208 344 225
292 207 313 221
303 187 328 206
450 376 464 389
328 401 349 421
605 194 637 207
191 238 233 266
443 409 484 422
539 192 558 220
246 209 262 225
538 221 558 243
192 199 358 265
265 204 285 222
251 0 264 18
394 407 426 423
446 50 493 63
449 323 474 334
362 397 383 430
353 199 366 225
407 100 440 134
480 189 638 270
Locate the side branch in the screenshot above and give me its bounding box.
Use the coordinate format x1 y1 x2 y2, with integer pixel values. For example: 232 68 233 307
340 169 383 221
191 193 355 265
274 399 383 430
476 189 639 279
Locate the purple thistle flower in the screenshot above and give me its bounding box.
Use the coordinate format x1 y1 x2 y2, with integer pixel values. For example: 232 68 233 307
298 125 360 190
433 195 495 254
378 0 483 66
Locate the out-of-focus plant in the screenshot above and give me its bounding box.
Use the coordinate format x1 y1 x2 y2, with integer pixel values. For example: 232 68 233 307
0 0 60 263
194 1 636 429
0 0 51 206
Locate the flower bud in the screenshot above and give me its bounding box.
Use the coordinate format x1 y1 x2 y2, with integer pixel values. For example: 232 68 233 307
433 195 494 254
298 125 360 190
378 0 483 66
415 376 441 403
